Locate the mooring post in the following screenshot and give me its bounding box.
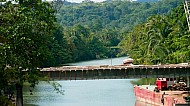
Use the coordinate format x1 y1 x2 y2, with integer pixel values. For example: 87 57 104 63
104 70 106 79
187 67 190 87
92 69 94 80
59 71 61 80
133 68 135 78
163 67 165 78
109 69 112 79
64 71 67 80
178 68 181 78
75 70 77 80
145 67 148 78
139 68 142 78
124 69 126 78
70 70 72 80
86 70 88 80
48 71 50 79
81 70 84 80
168 67 170 79
156 68 158 78
174 68 176 78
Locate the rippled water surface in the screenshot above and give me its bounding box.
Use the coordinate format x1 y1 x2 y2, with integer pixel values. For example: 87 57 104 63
24 79 138 106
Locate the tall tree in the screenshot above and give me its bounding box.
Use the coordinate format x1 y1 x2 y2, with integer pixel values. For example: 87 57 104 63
0 1 56 106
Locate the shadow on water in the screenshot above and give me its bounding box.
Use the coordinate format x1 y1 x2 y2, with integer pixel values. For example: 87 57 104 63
24 104 38 106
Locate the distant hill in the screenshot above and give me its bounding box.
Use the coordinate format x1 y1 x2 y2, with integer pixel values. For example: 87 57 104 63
57 0 181 32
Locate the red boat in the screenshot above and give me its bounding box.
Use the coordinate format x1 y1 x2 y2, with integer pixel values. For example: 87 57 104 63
134 78 189 106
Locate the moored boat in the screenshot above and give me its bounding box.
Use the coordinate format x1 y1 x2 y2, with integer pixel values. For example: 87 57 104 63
123 58 133 65
134 78 190 106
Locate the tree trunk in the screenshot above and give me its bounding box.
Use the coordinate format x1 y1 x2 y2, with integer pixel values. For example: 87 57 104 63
16 83 23 106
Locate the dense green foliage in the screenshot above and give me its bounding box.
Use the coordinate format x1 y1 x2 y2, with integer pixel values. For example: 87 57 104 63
47 0 180 65
58 0 179 31
0 0 181 68
0 0 56 82
119 4 190 65
30 0 183 65
0 0 57 105
130 78 156 85
0 96 14 106
0 0 188 104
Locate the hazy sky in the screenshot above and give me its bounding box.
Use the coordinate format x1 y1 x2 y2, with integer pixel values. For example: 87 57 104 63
67 0 106 3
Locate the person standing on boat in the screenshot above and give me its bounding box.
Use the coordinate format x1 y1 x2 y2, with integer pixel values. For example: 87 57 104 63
161 92 165 105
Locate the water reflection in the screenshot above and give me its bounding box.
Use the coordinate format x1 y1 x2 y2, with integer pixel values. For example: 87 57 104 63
24 105 38 106
24 79 137 106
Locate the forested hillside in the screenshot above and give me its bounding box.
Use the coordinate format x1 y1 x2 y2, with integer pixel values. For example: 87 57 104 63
57 0 179 31
48 0 180 66
118 5 190 65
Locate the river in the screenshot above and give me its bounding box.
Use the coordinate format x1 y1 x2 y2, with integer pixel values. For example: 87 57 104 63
64 56 127 66
23 57 150 106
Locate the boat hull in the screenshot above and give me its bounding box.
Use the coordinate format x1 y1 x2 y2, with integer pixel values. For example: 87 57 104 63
134 85 187 106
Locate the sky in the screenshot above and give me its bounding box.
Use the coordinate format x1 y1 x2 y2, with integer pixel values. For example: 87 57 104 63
66 0 106 3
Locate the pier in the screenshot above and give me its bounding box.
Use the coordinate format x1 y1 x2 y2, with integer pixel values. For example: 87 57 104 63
41 63 190 80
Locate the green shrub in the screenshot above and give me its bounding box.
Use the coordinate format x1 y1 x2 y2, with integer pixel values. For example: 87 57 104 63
0 96 14 106
131 78 156 85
